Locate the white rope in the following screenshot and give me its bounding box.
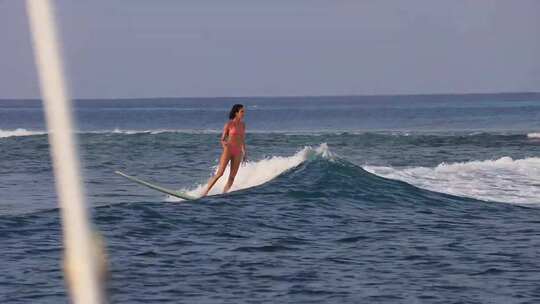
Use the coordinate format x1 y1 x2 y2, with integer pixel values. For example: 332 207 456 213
26 1 103 303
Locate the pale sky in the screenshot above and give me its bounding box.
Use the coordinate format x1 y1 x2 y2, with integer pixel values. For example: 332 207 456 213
1 0 539 99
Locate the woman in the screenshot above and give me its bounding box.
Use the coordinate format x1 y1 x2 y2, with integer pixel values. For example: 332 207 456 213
202 104 247 196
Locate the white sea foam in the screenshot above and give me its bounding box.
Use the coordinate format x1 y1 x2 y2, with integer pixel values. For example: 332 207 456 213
107 128 220 135
1 128 319 138
0 128 47 138
527 133 540 139
111 128 143 135
167 143 332 201
364 157 540 205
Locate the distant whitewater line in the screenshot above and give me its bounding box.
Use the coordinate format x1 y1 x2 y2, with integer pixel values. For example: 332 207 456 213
0 128 221 138
365 156 540 206
0 128 48 138
0 128 336 137
3 128 540 139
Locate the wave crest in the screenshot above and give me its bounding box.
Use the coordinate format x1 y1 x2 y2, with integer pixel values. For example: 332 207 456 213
365 157 540 205
168 143 333 201
109 128 220 135
0 128 47 138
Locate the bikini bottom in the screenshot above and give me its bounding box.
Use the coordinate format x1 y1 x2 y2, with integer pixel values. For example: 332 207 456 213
228 144 242 157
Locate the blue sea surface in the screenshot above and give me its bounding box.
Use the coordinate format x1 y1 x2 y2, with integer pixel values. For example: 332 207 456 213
1 94 540 303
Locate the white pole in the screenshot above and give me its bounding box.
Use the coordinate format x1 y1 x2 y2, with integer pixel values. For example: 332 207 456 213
26 1 103 303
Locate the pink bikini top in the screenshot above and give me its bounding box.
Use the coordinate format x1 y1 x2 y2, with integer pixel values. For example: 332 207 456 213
228 122 245 137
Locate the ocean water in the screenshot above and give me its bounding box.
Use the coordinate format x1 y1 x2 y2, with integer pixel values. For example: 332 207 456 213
1 94 540 303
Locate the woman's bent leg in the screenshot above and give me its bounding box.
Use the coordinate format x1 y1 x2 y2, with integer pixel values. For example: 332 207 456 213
203 149 230 196
223 154 242 193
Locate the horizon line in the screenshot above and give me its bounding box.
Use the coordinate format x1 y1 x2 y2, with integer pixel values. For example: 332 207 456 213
1 91 540 101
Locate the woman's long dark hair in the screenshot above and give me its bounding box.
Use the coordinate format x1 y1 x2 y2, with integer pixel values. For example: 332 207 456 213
229 104 244 120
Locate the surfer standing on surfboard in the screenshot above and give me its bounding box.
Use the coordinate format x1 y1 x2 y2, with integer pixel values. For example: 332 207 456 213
202 104 247 196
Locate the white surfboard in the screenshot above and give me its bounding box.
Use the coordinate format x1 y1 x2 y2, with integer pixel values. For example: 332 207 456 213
115 171 197 200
